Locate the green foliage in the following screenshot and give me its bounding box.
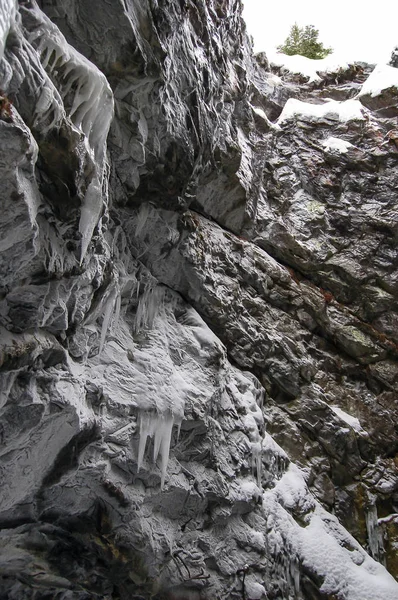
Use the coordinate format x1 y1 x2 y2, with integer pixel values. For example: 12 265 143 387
277 23 333 60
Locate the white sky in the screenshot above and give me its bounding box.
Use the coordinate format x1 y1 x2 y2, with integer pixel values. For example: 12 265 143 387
242 0 398 64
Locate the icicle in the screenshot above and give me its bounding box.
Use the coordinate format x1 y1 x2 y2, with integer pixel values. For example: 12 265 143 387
251 441 263 487
113 291 121 330
137 412 156 472
154 413 174 488
366 495 384 563
0 0 16 61
137 411 175 489
134 283 164 332
79 178 102 263
99 289 116 354
135 203 153 238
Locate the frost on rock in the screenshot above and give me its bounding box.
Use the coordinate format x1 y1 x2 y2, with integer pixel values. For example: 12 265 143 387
277 98 365 124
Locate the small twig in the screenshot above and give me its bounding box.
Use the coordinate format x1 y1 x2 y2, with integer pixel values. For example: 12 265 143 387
237 564 250 600
172 550 191 579
183 567 210 581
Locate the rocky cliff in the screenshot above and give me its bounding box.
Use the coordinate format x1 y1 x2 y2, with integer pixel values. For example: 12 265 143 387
1 1 398 599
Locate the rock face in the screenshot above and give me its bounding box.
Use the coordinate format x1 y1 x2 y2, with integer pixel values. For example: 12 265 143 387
0 1 398 599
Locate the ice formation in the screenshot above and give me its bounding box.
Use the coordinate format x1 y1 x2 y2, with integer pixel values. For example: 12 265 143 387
277 98 365 124
26 4 114 262
134 280 165 332
0 0 15 61
137 411 177 488
365 496 384 563
29 7 114 163
99 281 120 354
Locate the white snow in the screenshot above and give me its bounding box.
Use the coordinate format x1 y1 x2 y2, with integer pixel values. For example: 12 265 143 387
277 98 365 124
263 465 398 600
268 51 357 84
252 106 281 130
0 0 15 61
378 513 398 525
359 63 398 97
322 137 354 153
330 406 362 432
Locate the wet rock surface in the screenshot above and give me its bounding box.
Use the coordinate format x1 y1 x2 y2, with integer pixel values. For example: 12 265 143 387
0 1 397 599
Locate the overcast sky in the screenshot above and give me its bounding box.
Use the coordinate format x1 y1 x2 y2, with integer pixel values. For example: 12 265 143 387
242 0 398 64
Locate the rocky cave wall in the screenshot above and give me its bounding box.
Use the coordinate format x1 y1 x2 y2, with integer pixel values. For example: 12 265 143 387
0 1 398 599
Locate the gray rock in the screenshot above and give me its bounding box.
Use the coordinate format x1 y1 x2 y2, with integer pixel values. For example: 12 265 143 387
0 0 397 598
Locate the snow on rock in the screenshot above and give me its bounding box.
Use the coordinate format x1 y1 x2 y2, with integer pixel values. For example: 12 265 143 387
264 466 398 600
277 98 365 124
359 63 398 98
322 136 354 153
252 105 281 130
330 406 363 432
268 51 358 84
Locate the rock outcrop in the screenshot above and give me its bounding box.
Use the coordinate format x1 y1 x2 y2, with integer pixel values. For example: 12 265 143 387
0 1 397 599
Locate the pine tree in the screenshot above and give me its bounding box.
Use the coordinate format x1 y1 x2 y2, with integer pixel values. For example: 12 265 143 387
277 23 333 60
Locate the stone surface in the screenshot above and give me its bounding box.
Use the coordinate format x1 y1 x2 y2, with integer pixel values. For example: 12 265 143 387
0 1 397 599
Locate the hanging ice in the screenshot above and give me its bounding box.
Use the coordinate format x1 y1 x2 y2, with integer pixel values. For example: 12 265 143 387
137 411 176 488
79 178 103 263
134 281 165 332
99 283 119 354
26 4 114 261
0 0 15 61
366 495 384 563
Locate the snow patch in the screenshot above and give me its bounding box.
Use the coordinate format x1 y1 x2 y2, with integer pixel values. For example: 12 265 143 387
252 106 281 130
322 136 354 153
269 51 357 84
277 98 365 124
359 63 398 97
263 465 398 600
330 406 362 432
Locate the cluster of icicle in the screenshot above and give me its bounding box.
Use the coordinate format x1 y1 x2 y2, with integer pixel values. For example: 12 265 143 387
26 3 114 262
137 412 182 488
